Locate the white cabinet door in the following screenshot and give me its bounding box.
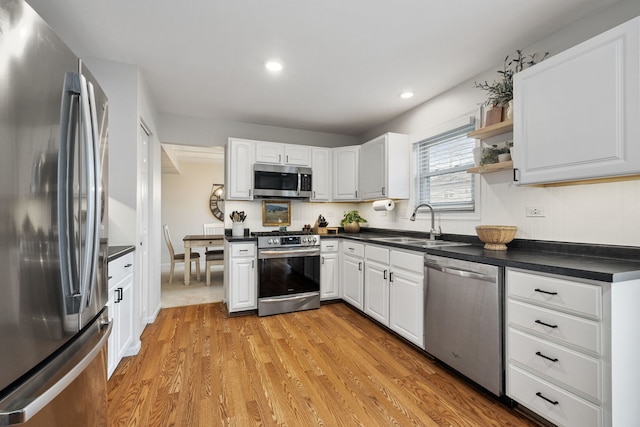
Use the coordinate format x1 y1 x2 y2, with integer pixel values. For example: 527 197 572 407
255 141 283 164
389 268 424 348
513 17 640 185
359 133 410 200
311 147 331 201
284 144 310 166
342 254 364 310
230 258 256 311
360 135 386 200
226 138 254 200
255 141 310 166
332 146 360 201
364 259 389 325
107 252 135 378
228 243 257 312
320 252 339 300
117 278 134 360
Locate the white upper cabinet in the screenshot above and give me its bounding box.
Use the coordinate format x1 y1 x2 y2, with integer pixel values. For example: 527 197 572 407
332 146 360 201
359 133 410 200
226 138 255 200
255 141 310 166
311 147 331 201
513 17 640 185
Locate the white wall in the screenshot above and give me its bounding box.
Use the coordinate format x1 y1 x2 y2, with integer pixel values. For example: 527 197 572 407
158 113 358 148
84 58 139 246
356 0 640 247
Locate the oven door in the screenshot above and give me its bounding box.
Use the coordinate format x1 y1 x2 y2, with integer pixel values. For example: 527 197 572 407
257 247 320 316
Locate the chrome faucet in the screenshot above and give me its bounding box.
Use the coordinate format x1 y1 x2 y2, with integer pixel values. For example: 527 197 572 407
410 203 440 240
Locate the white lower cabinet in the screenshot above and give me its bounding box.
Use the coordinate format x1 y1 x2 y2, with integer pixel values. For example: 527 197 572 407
506 268 640 427
320 240 340 300
388 250 424 348
107 251 135 379
341 241 364 310
224 241 257 312
363 244 424 347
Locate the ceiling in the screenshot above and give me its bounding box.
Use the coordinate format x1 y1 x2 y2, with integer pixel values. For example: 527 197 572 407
27 0 618 136
161 144 224 174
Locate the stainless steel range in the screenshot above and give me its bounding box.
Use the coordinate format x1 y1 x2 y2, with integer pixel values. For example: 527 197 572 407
254 231 321 316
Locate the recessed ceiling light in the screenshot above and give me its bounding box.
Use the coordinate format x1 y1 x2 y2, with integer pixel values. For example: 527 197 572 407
398 91 414 99
265 61 283 72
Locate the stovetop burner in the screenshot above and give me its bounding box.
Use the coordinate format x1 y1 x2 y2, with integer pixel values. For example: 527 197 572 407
251 230 314 237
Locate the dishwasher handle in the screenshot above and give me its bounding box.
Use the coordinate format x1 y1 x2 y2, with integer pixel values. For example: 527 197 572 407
426 263 496 283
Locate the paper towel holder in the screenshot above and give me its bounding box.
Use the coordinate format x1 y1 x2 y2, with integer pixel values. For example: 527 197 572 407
372 199 395 212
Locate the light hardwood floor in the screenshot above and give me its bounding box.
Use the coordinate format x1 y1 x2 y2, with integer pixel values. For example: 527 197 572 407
108 303 538 426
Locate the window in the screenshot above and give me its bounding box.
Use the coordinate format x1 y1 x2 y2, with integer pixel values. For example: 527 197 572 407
414 123 476 211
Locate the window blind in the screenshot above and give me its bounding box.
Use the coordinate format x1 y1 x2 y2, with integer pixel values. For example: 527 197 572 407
414 123 476 211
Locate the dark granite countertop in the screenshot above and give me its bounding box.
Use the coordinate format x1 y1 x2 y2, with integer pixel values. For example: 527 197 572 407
334 229 640 283
221 228 640 282
108 245 135 261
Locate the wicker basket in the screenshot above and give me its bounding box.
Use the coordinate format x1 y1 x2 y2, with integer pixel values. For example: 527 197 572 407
475 225 517 250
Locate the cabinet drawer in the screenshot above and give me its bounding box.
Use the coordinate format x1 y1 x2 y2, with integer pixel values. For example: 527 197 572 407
342 241 364 258
508 328 602 402
321 240 338 253
108 253 134 287
231 243 255 257
390 250 423 274
508 299 601 355
365 244 389 264
508 365 602 427
507 269 601 318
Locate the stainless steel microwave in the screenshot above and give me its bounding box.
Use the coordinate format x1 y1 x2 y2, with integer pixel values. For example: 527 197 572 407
253 164 312 198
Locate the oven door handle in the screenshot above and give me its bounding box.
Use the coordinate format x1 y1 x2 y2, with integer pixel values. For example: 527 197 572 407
259 248 321 259
260 292 319 304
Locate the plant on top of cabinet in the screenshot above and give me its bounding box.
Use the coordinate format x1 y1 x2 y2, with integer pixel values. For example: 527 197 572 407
474 49 548 124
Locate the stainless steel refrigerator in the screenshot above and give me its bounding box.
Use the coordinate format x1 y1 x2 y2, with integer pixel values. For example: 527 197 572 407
0 1 110 425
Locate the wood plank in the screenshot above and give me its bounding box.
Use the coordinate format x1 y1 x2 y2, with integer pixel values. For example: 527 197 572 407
108 303 539 426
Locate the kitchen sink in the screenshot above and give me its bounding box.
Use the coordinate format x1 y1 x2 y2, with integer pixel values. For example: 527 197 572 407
370 236 469 248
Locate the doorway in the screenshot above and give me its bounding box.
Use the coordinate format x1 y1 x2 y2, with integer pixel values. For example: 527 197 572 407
160 144 225 307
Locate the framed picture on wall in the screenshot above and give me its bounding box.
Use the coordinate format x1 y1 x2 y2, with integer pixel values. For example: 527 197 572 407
262 200 291 226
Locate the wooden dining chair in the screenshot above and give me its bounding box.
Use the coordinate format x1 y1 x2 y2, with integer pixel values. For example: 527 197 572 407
203 223 224 286
163 224 200 285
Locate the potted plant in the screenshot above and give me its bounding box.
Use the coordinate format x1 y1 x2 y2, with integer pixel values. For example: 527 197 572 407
340 210 367 233
474 49 548 124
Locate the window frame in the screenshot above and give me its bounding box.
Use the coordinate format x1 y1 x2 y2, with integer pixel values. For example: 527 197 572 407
413 122 477 212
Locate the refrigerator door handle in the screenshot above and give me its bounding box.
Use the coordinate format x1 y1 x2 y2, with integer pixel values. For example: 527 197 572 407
80 80 101 312
0 319 112 425
78 77 98 316
57 72 74 300
58 72 86 321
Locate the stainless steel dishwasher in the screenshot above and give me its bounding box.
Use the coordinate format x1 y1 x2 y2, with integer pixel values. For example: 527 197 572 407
424 254 503 396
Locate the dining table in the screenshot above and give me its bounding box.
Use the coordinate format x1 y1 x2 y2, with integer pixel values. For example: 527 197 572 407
182 234 225 285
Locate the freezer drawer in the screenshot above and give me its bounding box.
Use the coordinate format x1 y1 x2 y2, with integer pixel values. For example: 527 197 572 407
0 313 111 426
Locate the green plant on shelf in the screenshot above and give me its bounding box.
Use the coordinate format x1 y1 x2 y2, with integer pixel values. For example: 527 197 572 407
474 49 549 107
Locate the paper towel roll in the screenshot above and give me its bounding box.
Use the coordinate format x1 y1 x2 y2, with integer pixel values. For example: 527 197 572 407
373 199 395 211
